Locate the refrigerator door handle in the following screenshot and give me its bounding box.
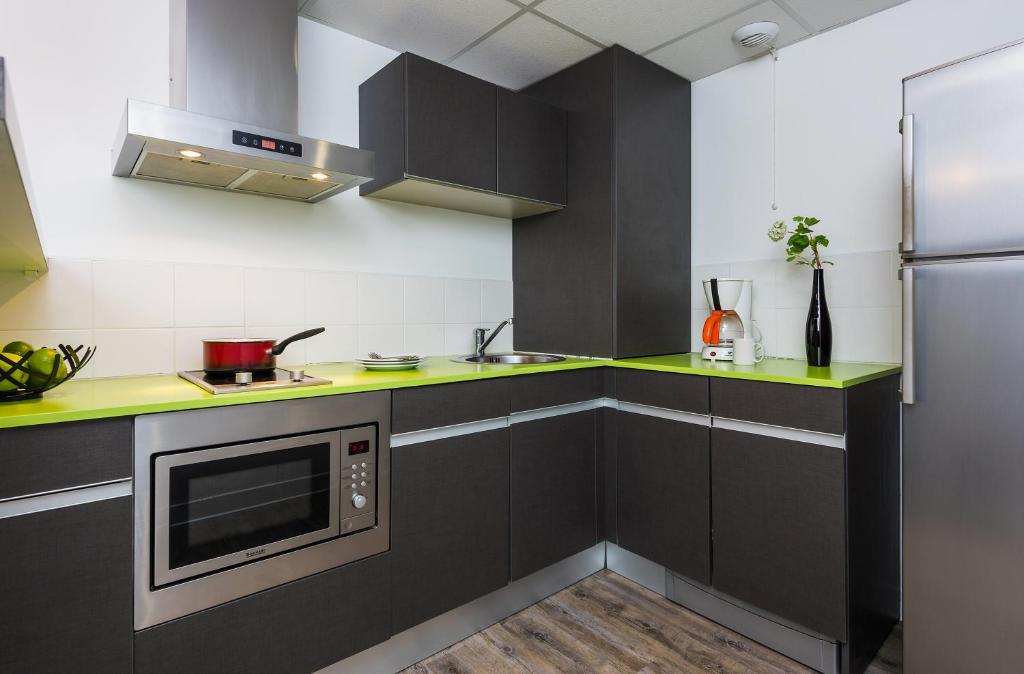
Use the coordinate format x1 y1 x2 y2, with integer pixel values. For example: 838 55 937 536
900 114 915 254
902 266 915 404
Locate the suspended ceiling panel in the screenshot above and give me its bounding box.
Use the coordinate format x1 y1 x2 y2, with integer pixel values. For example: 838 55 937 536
301 0 910 86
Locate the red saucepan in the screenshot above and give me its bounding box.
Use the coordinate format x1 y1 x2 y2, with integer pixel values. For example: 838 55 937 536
202 328 325 375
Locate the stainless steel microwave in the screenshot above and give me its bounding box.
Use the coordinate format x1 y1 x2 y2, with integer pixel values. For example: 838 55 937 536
134 393 390 630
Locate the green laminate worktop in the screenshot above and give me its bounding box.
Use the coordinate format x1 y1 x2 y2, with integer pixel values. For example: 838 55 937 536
0 355 900 429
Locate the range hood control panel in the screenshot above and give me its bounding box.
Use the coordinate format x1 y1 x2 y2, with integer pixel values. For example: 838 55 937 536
232 130 302 157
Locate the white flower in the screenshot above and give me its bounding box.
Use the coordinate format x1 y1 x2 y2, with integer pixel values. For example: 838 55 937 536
767 220 787 242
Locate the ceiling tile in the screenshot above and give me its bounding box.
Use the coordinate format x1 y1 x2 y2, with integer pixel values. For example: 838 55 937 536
780 0 909 32
534 0 753 53
301 0 520 62
449 12 602 90
646 1 809 81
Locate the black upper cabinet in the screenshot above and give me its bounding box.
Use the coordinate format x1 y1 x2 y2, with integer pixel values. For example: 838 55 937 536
0 498 133 673
359 53 565 218
497 88 567 206
514 46 691 358
405 55 496 192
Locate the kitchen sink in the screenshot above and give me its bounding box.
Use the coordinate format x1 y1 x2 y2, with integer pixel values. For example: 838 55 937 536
453 352 566 365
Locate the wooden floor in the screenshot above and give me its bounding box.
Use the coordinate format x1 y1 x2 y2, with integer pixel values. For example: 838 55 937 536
404 570 902 674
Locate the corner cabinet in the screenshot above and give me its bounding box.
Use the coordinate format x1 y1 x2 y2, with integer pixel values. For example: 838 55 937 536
359 53 566 218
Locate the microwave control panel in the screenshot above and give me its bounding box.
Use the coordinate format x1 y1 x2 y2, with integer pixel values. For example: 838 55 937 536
340 426 377 530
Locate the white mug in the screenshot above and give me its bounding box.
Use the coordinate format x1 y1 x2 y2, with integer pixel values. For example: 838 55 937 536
732 337 764 366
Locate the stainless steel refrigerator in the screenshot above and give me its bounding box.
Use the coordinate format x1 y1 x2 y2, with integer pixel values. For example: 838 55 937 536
901 39 1024 673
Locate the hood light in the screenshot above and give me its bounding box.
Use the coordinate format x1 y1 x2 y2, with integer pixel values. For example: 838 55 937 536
178 149 204 159
310 172 329 181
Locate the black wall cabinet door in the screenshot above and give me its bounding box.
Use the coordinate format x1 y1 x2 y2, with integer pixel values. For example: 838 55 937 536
510 411 597 580
711 428 847 640
406 54 497 192
0 497 132 673
616 412 710 583
498 88 567 206
391 429 510 633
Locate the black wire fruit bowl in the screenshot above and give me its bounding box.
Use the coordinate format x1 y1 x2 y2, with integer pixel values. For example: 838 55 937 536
0 344 96 401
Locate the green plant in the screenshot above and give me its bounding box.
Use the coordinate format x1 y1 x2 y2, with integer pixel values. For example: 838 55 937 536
767 216 833 269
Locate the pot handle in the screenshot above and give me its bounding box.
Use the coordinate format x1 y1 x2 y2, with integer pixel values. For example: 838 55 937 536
270 327 325 355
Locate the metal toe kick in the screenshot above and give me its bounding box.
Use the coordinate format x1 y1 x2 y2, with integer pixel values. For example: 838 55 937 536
607 543 839 674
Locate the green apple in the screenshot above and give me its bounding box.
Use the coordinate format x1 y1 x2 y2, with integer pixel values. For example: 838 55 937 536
0 352 30 391
3 340 33 357
25 348 67 389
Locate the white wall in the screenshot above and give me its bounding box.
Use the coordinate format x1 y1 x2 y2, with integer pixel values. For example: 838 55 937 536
0 2 514 375
690 0 1024 362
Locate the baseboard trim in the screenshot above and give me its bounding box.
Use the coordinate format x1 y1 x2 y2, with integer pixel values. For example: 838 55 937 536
317 543 605 674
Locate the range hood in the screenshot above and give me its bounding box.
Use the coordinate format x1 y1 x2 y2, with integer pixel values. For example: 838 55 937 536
112 0 373 203
0 57 46 274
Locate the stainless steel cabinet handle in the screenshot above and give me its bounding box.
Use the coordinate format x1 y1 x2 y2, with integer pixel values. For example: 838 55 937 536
902 266 915 405
900 114 915 254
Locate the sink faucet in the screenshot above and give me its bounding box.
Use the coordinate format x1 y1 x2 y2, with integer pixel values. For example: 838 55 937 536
474 318 513 357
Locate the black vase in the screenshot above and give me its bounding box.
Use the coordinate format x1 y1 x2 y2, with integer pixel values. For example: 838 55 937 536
805 268 832 367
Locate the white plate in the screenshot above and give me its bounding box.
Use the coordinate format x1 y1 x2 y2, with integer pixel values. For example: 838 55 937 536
358 362 422 371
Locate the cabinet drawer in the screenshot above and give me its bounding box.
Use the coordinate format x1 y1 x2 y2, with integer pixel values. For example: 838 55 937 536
0 418 132 500
615 369 708 414
710 379 844 434
392 379 510 433
134 554 391 674
509 368 609 412
711 428 847 639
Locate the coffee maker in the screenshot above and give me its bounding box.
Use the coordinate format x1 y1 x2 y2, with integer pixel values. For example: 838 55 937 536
700 278 755 361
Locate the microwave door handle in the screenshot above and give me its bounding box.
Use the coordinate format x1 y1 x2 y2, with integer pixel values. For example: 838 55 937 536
901 266 915 405
900 114 915 255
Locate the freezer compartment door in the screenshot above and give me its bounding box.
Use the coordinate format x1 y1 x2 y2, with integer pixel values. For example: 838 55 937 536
903 258 1024 672
903 42 1024 256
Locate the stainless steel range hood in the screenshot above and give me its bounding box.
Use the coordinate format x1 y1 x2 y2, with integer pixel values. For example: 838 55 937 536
0 57 46 274
111 0 372 203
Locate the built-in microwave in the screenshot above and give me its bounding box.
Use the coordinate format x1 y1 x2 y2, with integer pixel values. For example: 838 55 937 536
134 393 390 630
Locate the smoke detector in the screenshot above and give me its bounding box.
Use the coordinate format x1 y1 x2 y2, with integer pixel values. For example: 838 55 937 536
732 21 780 50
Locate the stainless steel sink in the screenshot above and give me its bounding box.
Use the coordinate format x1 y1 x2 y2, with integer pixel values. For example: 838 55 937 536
453 352 566 364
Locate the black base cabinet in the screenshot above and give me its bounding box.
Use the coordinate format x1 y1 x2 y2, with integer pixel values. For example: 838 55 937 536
134 554 391 674
615 412 711 583
390 429 511 634
711 428 848 639
0 497 133 673
510 411 597 580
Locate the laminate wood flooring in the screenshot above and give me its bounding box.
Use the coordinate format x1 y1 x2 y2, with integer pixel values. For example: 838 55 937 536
404 570 902 674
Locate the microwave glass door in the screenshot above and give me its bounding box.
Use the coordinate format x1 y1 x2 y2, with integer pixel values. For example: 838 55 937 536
152 431 341 587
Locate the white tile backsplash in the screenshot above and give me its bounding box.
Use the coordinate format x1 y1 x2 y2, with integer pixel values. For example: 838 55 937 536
244 268 306 327
444 279 482 324
480 280 514 323
358 324 405 357
94 260 174 328
174 264 244 327
93 328 174 377
403 277 445 324
403 324 445 357
0 259 93 330
305 271 358 326
0 258 514 378
357 274 404 325
693 250 901 363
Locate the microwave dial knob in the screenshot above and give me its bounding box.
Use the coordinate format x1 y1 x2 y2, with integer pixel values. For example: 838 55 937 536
351 493 368 509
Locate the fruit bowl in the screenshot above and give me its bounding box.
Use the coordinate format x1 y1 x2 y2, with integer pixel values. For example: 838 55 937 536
0 344 96 401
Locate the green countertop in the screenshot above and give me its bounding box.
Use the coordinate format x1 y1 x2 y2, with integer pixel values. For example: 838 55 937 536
0 355 900 429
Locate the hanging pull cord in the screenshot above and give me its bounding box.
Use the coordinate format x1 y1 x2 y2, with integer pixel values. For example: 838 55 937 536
769 46 779 211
